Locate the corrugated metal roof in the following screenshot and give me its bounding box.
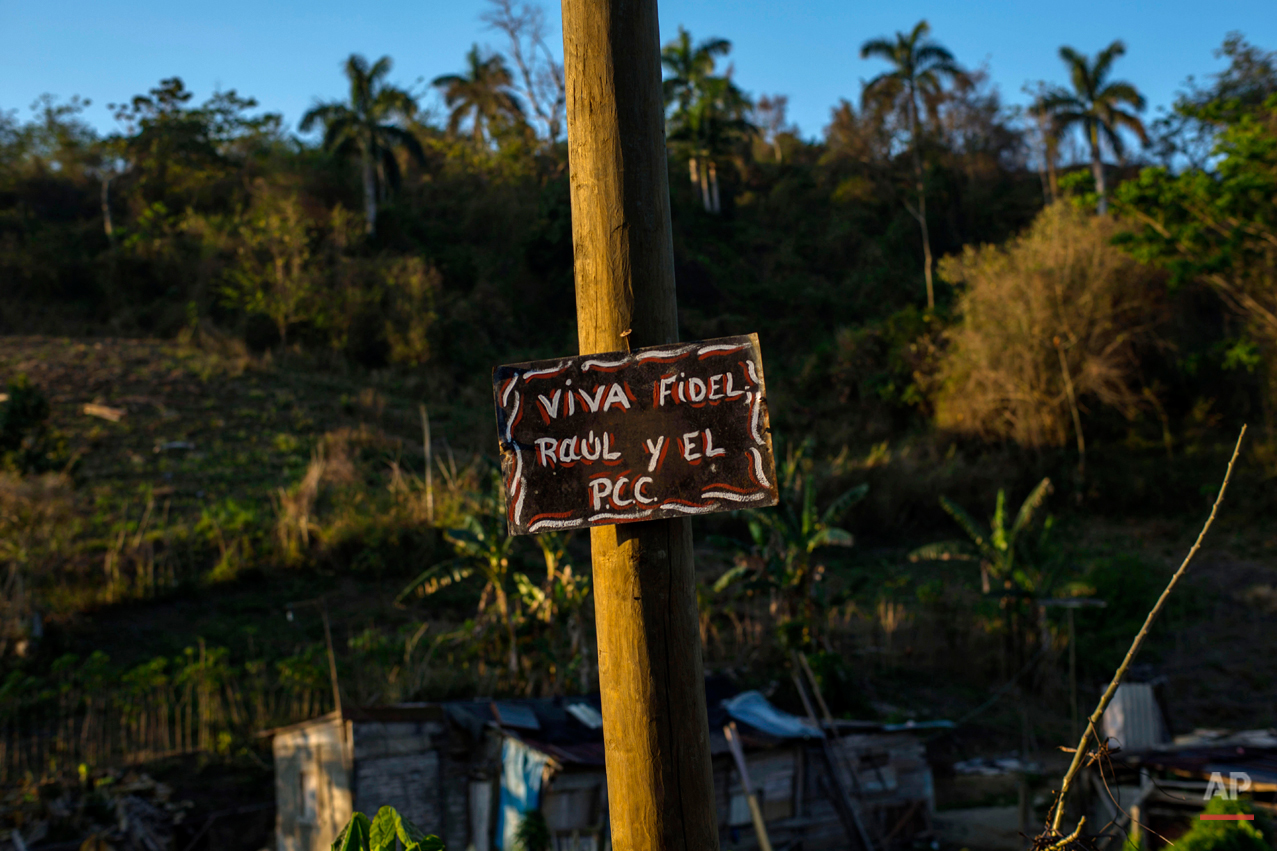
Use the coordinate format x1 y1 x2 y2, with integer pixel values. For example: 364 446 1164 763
1122 746 1277 786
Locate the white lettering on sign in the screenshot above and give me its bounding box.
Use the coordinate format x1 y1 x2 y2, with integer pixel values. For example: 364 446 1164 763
494 335 777 534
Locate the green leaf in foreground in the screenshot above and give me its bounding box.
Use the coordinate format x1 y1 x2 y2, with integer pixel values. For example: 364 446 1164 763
332 807 444 851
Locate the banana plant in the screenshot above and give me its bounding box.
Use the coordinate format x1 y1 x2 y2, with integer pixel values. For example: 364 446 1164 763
397 471 520 675
714 442 867 648
514 532 593 695
909 477 1055 596
910 478 1059 674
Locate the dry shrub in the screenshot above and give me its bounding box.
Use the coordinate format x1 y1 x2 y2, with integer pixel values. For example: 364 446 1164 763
935 203 1163 447
273 425 486 568
273 428 367 562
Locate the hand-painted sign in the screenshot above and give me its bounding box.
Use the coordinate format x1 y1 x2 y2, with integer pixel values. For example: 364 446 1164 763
492 333 778 535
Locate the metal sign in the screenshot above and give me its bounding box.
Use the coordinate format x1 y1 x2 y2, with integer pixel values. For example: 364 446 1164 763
492 333 778 535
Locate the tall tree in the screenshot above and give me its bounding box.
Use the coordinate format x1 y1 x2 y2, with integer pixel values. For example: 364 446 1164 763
1115 95 1277 428
1034 41 1147 214
300 54 424 237
661 27 730 118
861 20 966 310
112 78 279 213
660 27 750 212
432 45 525 146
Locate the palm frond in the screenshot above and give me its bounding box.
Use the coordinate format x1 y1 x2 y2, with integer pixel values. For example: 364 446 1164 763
322 117 359 153
820 483 869 526
374 87 418 120
1010 477 1053 539
745 516 772 549
431 73 467 92
1035 89 1084 113
368 55 394 86
807 527 853 551
299 102 348 133
1102 122 1127 159
378 146 402 191
445 526 484 549
991 489 1007 548
712 562 753 593
396 558 473 603
446 106 470 136
1097 81 1146 111
915 44 958 68
1093 40 1127 83
1058 46 1084 67
907 20 932 44
860 37 898 61
939 496 996 560
698 37 732 58
800 478 817 535
862 72 904 108
380 125 426 165
1110 109 1149 144
1059 47 1091 96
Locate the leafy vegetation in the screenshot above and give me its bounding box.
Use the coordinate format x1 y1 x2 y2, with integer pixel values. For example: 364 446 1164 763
713 442 866 650
1175 796 1274 851
332 806 444 851
2 12 1277 849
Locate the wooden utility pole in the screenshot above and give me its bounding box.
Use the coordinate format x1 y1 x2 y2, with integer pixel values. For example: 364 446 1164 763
560 1 720 850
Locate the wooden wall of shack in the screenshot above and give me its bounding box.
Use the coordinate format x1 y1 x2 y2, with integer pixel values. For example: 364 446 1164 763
710 733 933 851
272 709 935 851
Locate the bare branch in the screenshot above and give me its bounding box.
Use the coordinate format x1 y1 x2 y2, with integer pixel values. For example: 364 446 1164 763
482 0 565 142
1045 426 1247 837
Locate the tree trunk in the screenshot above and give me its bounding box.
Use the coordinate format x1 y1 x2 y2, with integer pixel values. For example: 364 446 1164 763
1090 127 1107 215
909 94 935 310
362 146 378 236
1046 136 1060 202
560 0 720 847
689 156 699 195
100 176 114 243
698 158 712 211
709 161 721 213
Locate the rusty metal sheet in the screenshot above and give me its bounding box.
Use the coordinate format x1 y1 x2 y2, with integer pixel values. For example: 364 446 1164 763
492 333 778 535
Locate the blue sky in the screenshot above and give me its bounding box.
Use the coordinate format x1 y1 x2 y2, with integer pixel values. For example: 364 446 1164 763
3 0 1274 140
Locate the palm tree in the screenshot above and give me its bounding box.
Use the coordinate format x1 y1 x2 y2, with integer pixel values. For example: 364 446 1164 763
662 27 731 118
301 54 424 237
661 27 739 209
861 20 966 310
1034 41 1148 214
432 45 524 146
668 74 754 212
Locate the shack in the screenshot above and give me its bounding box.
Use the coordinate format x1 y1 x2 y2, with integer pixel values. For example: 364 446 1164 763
269 682 939 851
1092 728 1277 847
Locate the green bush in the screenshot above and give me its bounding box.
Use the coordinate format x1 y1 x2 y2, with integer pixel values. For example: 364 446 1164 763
514 810 550 851
1175 796 1273 851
